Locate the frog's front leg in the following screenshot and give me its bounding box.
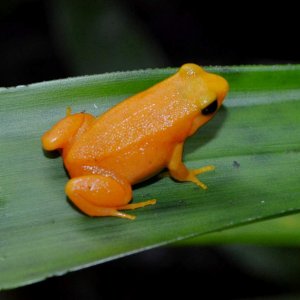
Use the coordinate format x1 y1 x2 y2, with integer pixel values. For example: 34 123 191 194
65 173 156 220
167 143 215 190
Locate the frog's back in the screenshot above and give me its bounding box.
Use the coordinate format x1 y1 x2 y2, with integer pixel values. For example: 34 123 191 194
66 76 197 166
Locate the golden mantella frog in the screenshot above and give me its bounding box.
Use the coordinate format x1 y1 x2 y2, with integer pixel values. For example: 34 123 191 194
42 63 229 220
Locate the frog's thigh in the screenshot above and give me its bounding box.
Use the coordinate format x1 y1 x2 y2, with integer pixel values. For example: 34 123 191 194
65 174 155 219
42 113 86 151
167 143 215 190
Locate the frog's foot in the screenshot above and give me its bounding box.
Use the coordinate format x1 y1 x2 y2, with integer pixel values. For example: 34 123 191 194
167 143 215 190
65 175 155 220
118 199 157 210
186 165 215 189
168 164 215 190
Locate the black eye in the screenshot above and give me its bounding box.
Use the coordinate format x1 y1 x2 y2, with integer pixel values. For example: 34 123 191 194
201 99 218 115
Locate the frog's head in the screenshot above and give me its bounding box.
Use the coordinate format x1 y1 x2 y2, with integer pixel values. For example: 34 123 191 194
179 63 229 119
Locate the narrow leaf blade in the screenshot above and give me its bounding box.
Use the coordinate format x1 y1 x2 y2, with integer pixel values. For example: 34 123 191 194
1 65 300 289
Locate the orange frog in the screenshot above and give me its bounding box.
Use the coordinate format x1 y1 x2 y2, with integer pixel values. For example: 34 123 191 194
42 63 229 220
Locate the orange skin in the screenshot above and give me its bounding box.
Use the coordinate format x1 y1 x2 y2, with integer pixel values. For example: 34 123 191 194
42 64 229 220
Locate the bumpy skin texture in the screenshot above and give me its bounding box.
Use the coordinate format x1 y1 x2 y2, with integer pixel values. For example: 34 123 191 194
42 64 229 219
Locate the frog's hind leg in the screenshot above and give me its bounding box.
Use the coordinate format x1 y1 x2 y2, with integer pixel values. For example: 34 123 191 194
42 112 95 151
167 143 215 190
65 174 155 220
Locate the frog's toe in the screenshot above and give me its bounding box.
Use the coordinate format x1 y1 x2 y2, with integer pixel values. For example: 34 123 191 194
191 165 215 176
118 199 157 210
188 165 215 189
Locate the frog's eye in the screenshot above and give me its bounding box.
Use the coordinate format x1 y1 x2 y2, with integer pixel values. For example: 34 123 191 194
201 99 218 115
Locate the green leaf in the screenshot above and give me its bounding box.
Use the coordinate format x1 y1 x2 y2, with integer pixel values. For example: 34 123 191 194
1 65 300 290
180 213 300 246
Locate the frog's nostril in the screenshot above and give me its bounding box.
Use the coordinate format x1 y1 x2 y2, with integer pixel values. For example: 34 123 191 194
201 99 218 115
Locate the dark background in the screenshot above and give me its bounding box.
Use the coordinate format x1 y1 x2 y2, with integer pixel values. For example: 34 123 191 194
1 0 299 87
1 0 300 299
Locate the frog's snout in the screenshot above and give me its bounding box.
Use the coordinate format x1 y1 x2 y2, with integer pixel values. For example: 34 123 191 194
209 74 229 107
